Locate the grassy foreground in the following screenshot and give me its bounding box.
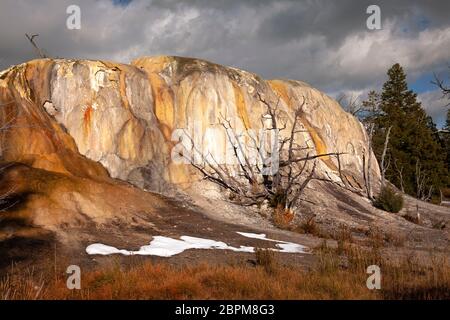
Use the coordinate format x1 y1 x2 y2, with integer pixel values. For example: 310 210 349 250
1 241 449 300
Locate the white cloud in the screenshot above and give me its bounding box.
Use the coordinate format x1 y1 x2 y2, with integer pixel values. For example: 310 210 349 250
418 90 449 128
323 20 450 89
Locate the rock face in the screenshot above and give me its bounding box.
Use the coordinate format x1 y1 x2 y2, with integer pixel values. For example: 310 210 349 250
0 56 380 226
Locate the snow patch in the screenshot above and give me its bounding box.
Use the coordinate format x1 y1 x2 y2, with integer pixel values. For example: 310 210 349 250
237 232 308 253
86 233 309 257
86 243 132 256
236 232 269 241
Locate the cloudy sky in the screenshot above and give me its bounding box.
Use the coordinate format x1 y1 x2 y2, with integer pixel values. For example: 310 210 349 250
1 0 449 126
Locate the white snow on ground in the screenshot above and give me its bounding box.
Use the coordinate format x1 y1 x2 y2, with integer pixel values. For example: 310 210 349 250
236 232 270 241
86 232 309 257
237 232 308 253
86 244 133 256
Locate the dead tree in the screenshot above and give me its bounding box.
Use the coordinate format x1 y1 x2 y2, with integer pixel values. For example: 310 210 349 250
393 158 405 193
362 123 375 199
338 93 363 116
432 69 450 102
25 34 48 58
415 159 433 201
380 126 392 186
186 93 342 214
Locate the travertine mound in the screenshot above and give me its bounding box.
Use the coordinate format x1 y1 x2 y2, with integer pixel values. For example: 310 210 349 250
0 56 379 187
0 56 380 227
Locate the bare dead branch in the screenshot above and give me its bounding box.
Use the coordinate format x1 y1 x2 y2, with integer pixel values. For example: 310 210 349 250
25 33 48 58
432 71 450 105
380 126 392 186
338 93 365 116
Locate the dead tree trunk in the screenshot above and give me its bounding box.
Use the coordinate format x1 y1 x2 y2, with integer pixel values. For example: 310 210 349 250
363 123 375 199
415 159 432 201
186 93 342 214
25 34 48 58
393 159 405 193
380 126 392 187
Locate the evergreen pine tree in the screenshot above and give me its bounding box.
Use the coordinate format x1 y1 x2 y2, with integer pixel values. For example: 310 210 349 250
360 90 380 126
442 109 450 173
370 63 448 199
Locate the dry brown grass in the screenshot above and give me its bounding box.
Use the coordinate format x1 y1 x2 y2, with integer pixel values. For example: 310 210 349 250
0 261 378 300
332 224 354 254
384 231 407 247
272 206 294 229
295 216 320 235
366 226 384 250
1 241 449 300
288 216 331 239
402 214 421 225
254 248 278 274
0 267 45 300
314 238 450 300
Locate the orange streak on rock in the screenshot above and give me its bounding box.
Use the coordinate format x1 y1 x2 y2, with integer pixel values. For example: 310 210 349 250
133 57 190 185
83 105 93 136
268 80 337 170
134 57 176 141
149 73 175 141
0 60 110 180
119 70 130 110
232 82 250 129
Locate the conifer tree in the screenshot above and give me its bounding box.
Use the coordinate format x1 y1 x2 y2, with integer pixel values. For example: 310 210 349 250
442 110 450 171
369 63 448 199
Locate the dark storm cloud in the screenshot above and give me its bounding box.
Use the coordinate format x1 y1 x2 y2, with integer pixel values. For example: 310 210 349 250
0 0 449 125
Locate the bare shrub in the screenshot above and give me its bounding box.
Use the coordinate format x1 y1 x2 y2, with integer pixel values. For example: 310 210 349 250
272 205 294 229
296 216 320 236
254 248 278 274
